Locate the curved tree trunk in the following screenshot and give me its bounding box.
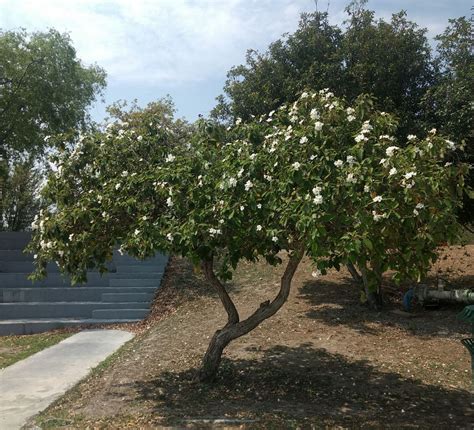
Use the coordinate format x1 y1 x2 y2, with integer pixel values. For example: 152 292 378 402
198 248 304 382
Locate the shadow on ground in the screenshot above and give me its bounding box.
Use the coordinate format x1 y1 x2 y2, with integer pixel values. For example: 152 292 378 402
299 276 471 338
132 343 472 428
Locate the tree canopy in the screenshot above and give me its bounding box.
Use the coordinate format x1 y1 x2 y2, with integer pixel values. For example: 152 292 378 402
30 91 467 380
0 28 106 158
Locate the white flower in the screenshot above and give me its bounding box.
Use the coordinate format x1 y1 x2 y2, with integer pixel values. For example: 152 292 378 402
300 91 309 99
373 195 383 203
219 219 225 224
346 155 356 165
312 186 322 195
372 211 384 222
228 177 237 187
268 110 275 117
235 117 242 125
334 159 343 168
244 180 253 191
240 205 245 211
137 135 143 142
310 108 320 120
354 134 367 143
166 197 173 207
404 171 417 180
346 107 355 115
346 173 357 184
290 115 298 123
165 154 176 163
292 162 301 170
413 209 419 216
416 203 424 209
256 225 263 232
312 269 322 278
142 216 148 221
300 136 308 144
347 115 356 122
134 229 140 236
102 211 107 218
257 203 262 209
445 162 453 167
121 170 128 177
407 134 416 141
361 121 373 134
314 121 324 131
237 168 244 178
364 185 370 193
445 139 456 150
272 236 278 243
386 146 400 157
264 174 272 181
249 153 257 160
429 128 437 134
379 158 387 165
313 195 323 205
115 183 121 190
166 233 173 242
389 167 397 176
69 233 74 241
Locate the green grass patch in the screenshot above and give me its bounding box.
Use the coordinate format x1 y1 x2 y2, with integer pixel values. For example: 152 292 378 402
0 332 71 369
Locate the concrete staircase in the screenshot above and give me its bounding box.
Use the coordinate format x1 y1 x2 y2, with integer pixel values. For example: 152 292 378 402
0 232 168 335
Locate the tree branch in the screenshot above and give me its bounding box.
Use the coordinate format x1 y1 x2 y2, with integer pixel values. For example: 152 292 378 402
202 257 240 326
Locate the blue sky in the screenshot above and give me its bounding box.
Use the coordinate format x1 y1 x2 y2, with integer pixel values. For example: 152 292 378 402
0 0 470 123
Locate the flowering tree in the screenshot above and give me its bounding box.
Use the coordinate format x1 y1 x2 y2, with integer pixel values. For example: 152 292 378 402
30 91 466 381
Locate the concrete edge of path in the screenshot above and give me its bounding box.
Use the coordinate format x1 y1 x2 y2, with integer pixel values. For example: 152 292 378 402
0 329 134 430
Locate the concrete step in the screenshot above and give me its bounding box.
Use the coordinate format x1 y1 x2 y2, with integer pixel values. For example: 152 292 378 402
0 318 142 335
109 272 164 279
0 250 34 261
0 287 157 303
101 292 154 303
116 264 163 273
0 272 111 287
109 277 162 287
0 302 147 319
92 308 149 319
0 232 31 250
0 261 59 273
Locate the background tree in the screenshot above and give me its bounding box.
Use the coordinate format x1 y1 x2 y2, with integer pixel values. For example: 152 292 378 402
211 1 433 137
1 158 40 231
29 91 466 380
0 28 106 230
423 17 473 227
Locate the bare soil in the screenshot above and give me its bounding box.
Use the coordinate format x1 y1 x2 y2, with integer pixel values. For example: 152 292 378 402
33 246 473 429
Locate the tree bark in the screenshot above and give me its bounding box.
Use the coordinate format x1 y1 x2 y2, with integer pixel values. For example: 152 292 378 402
198 248 304 382
360 266 382 311
347 261 363 284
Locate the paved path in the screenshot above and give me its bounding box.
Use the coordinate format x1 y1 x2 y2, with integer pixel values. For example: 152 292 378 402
0 329 134 430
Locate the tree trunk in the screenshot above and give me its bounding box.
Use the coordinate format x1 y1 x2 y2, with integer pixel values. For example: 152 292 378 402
347 261 363 284
198 248 304 382
360 266 382 311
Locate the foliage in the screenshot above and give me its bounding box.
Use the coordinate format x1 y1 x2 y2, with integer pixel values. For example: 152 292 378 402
29 91 466 377
0 28 106 157
1 159 41 231
212 3 433 139
423 17 473 226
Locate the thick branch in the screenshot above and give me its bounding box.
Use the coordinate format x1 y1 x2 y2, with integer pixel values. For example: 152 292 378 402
231 246 304 340
202 257 240 326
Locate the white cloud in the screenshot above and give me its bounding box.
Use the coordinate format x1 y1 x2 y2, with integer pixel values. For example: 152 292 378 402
0 0 315 85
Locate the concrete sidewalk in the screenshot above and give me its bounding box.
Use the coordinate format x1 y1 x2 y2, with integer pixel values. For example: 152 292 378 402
0 329 134 430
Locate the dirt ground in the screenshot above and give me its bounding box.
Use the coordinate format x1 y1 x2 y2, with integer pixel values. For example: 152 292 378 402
32 246 473 429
